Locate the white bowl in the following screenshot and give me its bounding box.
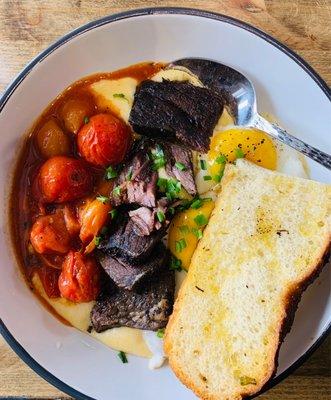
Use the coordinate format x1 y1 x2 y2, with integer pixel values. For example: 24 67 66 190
0 8 330 400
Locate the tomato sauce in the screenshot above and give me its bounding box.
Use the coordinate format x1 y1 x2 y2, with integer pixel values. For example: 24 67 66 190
10 61 164 298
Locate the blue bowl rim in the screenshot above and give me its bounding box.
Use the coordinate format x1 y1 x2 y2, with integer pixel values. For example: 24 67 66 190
0 7 330 400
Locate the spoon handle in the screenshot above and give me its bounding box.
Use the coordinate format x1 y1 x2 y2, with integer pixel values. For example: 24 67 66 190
253 115 331 170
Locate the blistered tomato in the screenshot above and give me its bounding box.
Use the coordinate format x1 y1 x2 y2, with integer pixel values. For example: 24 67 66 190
58 251 100 302
38 266 61 298
77 113 130 166
34 156 93 203
30 212 71 254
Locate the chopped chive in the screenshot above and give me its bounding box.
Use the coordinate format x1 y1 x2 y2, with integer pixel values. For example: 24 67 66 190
118 351 128 363
179 225 190 234
156 328 165 338
105 165 117 180
94 236 102 246
109 209 118 219
113 93 128 102
168 206 175 215
157 177 168 191
216 154 227 164
235 148 245 159
113 186 121 196
170 255 182 271
203 175 212 181
96 195 109 204
126 167 133 181
175 162 187 171
213 174 222 183
192 228 203 239
200 159 207 170
156 211 165 223
190 198 203 209
175 238 187 253
84 116 89 124
202 197 212 202
194 214 208 227
166 192 173 201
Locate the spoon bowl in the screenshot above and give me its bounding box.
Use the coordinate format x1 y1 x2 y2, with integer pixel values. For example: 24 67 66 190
172 58 331 169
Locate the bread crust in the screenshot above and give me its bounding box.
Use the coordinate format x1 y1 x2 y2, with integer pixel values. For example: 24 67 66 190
165 238 330 400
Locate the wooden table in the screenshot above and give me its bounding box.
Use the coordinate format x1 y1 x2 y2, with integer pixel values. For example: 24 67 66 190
0 1 330 399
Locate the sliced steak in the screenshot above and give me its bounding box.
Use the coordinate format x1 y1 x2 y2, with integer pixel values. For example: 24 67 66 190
97 243 168 290
129 206 155 236
129 80 224 152
164 143 197 195
91 266 175 331
99 215 165 262
110 143 157 208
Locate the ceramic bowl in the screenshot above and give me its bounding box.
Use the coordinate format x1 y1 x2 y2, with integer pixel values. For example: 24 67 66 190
0 8 330 400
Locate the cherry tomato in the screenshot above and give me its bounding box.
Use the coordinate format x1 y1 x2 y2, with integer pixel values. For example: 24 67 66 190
38 266 61 298
34 156 93 203
58 251 100 302
77 113 130 166
60 97 95 134
30 212 71 254
36 118 71 158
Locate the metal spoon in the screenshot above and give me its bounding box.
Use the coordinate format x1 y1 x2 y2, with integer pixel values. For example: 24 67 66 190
172 58 331 170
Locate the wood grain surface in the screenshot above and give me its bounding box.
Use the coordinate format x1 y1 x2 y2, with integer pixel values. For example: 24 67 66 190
0 0 330 399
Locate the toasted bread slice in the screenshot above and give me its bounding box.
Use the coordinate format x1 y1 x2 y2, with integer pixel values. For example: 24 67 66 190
164 159 331 400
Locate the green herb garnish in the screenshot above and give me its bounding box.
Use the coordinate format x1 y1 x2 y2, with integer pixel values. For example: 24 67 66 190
156 211 165 223
235 148 245 159
118 351 128 364
203 175 212 181
194 214 208 227
170 255 182 271
175 238 187 253
179 225 190 234
156 328 165 338
192 228 203 239
168 206 175 215
113 93 128 102
84 116 89 124
126 167 133 181
213 174 222 183
216 154 227 164
200 159 207 170
109 209 118 219
175 162 187 171
190 198 203 209
113 186 121 197
94 236 102 246
157 177 168 192
105 165 117 180
239 376 256 386
150 145 166 170
96 195 109 204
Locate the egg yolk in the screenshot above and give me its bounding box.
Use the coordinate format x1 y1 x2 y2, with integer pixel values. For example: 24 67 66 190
168 201 214 270
207 128 277 175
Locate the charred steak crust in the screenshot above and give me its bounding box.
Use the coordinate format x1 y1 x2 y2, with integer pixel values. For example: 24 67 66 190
98 215 166 262
129 80 224 152
97 243 169 291
91 266 175 332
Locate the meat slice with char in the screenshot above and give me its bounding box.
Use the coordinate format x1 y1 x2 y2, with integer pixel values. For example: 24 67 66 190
91 266 175 331
97 243 168 291
98 215 165 262
110 143 157 208
129 80 224 152
163 142 197 196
